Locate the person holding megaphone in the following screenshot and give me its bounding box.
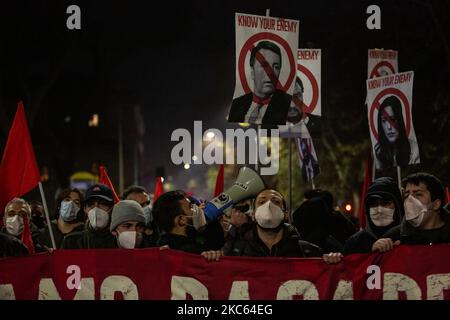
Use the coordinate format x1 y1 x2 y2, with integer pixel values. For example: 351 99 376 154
202 188 344 264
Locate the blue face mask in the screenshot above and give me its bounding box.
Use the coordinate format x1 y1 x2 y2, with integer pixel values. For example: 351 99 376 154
143 205 153 226
59 200 80 222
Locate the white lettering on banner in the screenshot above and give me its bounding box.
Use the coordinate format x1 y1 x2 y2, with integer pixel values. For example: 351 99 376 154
427 273 450 300
100 275 138 300
171 276 209 300
228 281 250 300
333 280 354 300
0 284 15 300
383 273 422 300
276 280 319 300
74 278 95 300
2 272 450 299
39 278 62 300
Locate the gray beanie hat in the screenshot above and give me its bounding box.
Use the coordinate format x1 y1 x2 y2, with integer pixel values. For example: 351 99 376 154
110 200 145 232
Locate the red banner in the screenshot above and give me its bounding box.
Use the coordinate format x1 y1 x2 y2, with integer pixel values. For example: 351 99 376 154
1 245 450 300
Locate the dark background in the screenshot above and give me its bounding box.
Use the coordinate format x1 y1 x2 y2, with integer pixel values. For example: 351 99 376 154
0 0 449 207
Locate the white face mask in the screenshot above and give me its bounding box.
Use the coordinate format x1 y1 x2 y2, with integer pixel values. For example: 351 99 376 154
6 215 24 236
191 204 207 230
87 207 110 230
254 200 285 229
59 200 80 222
369 206 395 227
117 231 143 249
404 195 431 228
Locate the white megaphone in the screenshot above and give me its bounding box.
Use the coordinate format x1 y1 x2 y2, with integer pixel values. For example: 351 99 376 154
204 166 265 221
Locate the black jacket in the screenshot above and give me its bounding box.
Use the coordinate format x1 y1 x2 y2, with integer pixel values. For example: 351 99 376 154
343 177 404 255
159 233 208 254
60 222 116 249
228 90 291 126
0 232 29 257
35 220 85 251
382 207 450 245
222 223 323 257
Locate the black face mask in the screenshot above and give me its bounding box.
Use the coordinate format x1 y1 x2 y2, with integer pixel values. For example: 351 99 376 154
32 216 46 228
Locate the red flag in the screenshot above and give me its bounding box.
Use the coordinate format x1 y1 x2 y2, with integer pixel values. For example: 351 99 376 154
214 164 225 197
445 187 450 205
153 177 164 204
98 165 120 204
358 154 373 230
21 215 35 254
0 101 41 214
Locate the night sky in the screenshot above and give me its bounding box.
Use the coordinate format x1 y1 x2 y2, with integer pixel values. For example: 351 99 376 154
1 0 449 200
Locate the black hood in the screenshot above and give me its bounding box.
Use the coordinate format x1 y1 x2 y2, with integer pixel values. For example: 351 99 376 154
292 197 330 242
364 177 404 237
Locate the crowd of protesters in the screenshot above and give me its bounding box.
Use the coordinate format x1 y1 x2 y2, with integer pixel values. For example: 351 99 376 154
1 172 449 266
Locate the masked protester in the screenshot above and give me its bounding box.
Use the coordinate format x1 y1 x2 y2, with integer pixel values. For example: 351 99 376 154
110 200 154 249
35 188 86 251
1 198 38 254
220 189 323 258
372 173 450 252
122 185 158 246
343 177 404 255
61 184 116 249
153 190 213 254
29 200 46 229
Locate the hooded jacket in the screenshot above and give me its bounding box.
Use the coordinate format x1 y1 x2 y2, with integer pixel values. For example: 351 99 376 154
343 177 404 255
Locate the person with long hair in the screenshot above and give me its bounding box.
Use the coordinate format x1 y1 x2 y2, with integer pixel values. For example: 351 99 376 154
374 95 418 169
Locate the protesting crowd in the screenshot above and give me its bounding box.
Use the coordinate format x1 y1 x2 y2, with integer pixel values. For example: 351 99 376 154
1 171 449 268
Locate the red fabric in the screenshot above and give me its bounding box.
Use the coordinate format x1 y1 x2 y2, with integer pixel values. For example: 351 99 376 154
445 187 450 205
213 164 225 197
358 154 373 229
20 215 35 254
0 245 449 299
153 177 164 204
252 94 271 105
0 101 41 213
98 165 120 204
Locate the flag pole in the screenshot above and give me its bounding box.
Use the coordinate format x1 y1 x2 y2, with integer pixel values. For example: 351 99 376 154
255 125 260 172
288 128 292 222
38 182 56 249
371 154 376 182
396 166 402 188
